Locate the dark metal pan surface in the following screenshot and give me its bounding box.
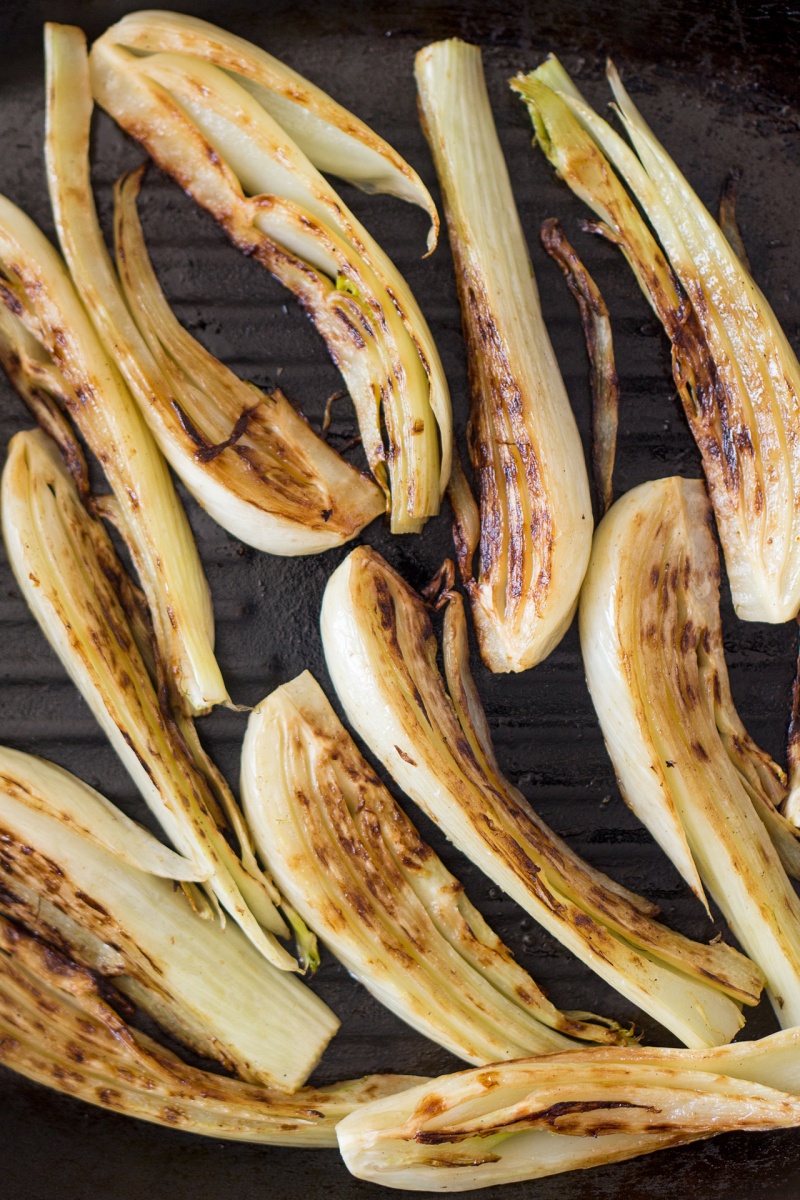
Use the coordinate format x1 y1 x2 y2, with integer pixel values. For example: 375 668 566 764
1 2 799 1196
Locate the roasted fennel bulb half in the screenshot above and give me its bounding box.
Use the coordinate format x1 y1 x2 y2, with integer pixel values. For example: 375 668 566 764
580 476 800 1026
337 1028 800 1191
1 428 312 972
242 671 630 1065
45 24 383 555
0 910 418 1142
0 747 336 1091
415 39 591 672
89 12 452 534
321 546 764 1048
513 59 800 624
0 194 225 717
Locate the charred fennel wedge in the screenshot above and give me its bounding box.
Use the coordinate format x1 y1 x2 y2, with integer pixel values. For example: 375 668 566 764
0 748 336 1090
89 13 452 534
45 24 383 555
0 914 418 1142
0 196 225 718
415 40 591 672
1 428 311 972
580 477 800 1026
321 546 764 1047
513 59 800 624
241 671 629 1065
337 1028 800 1190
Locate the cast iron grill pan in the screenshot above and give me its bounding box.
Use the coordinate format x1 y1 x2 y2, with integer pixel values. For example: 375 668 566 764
0 2 799 1196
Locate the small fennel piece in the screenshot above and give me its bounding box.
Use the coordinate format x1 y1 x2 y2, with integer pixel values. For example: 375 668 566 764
0 195 224 722
45 25 383 557
0 916 414 1141
580 476 800 1025
242 672 630 1065
337 1029 800 1191
0 748 337 1091
540 218 619 516
321 546 764 1049
513 60 800 625
1 428 312 973
89 13 452 535
415 40 591 671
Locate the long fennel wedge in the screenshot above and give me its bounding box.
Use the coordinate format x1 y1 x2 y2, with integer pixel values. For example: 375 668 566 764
0 196 225 718
0 914 418 1143
513 60 800 625
89 14 452 534
1 428 307 973
45 24 383 556
580 477 800 1026
0 748 336 1090
241 672 630 1066
337 1028 800 1191
415 40 592 672
321 546 764 1048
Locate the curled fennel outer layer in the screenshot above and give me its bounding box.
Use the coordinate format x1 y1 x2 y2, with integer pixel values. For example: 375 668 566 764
45 23 383 557
89 11 452 534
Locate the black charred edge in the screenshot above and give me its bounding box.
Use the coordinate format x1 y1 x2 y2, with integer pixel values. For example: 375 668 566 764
541 218 619 516
171 399 213 452
414 1100 657 1144
718 170 752 275
421 560 456 611
194 403 263 464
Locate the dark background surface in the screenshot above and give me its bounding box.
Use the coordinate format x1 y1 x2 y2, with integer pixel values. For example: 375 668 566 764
1 0 800 1196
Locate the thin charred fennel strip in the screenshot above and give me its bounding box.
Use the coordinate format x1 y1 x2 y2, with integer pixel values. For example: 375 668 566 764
242 672 630 1066
45 25 383 556
415 40 591 672
89 29 451 535
540 218 619 516
0 200 224 719
321 545 764 1048
0 428 306 973
337 1030 800 1191
513 61 800 625
91 9 439 240
0 915 417 1137
0 751 337 1090
580 477 800 1026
